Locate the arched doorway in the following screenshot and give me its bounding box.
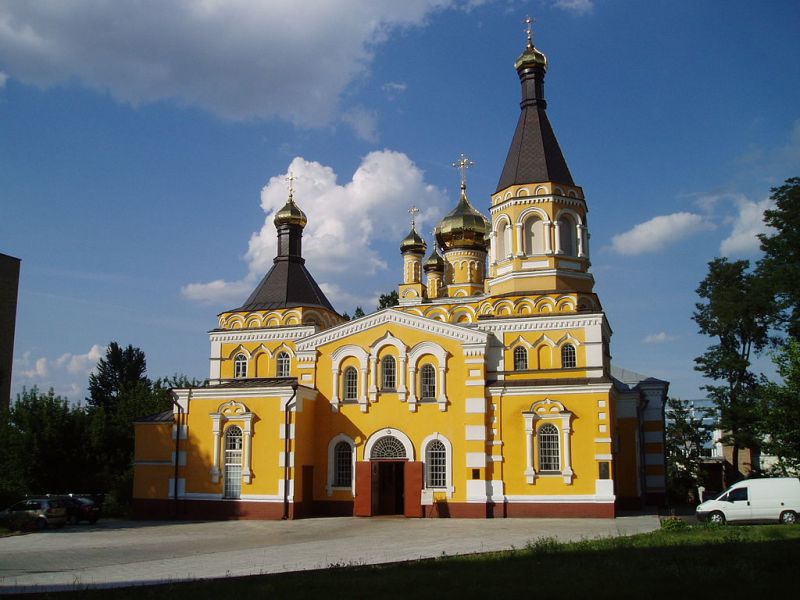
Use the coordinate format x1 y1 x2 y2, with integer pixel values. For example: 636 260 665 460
370 435 407 515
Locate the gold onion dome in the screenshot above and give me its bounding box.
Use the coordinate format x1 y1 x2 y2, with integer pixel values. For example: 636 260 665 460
400 225 427 254
515 39 547 71
435 184 490 252
273 193 307 228
423 245 445 272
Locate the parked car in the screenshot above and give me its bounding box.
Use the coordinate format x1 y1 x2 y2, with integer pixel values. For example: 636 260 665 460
696 477 800 524
61 495 101 524
0 498 68 530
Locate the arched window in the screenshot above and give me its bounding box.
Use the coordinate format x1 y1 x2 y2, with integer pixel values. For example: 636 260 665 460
524 217 545 255
332 441 353 488
513 346 528 371
420 364 436 400
381 356 396 390
276 352 291 377
371 436 407 459
561 344 577 369
343 367 358 401
538 423 560 472
234 354 247 379
558 215 577 256
224 426 243 498
495 220 509 260
425 440 447 488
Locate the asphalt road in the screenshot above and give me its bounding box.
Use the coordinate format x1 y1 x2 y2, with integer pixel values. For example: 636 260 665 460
0 514 660 593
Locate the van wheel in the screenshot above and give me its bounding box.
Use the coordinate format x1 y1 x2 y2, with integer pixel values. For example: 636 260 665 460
779 511 797 525
708 511 726 525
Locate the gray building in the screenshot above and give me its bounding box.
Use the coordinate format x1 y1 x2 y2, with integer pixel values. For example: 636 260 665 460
0 253 21 408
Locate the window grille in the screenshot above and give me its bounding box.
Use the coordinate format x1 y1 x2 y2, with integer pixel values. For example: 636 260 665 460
381 356 396 390
277 352 291 377
561 344 576 368
538 423 560 472
333 441 353 487
425 440 447 488
224 425 243 498
234 354 247 378
343 367 358 401
513 346 528 371
371 436 406 459
420 364 436 400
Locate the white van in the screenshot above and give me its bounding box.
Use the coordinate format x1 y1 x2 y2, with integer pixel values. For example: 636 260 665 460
696 477 800 524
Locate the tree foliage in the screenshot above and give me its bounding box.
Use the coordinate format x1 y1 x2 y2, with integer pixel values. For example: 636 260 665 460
87 342 149 412
693 258 777 479
759 339 800 474
665 398 713 503
353 306 365 319
377 290 399 310
758 177 800 339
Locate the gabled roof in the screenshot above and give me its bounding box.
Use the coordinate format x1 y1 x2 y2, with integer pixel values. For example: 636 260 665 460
611 365 669 392
133 409 174 423
496 105 574 192
226 259 336 313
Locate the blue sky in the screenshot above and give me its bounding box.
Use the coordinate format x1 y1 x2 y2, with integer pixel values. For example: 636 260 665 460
1 0 799 402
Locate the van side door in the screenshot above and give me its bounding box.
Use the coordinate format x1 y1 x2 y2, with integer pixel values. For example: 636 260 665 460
725 486 752 522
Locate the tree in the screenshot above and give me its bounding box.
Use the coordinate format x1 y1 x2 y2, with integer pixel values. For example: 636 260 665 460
88 342 149 413
759 338 800 474
377 290 399 310
693 258 776 481
665 398 713 503
758 177 800 338
353 306 365 319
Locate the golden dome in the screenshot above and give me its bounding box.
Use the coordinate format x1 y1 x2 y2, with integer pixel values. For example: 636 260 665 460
274 194 307 228
400 225 427 254
514 39 547 72
435 185 490 252
423 245 444 272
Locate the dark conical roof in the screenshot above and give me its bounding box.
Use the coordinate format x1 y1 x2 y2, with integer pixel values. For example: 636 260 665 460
228 259 336 313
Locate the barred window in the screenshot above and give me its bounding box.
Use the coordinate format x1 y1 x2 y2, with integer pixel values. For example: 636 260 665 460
343 367 358 401
371 436 406 459
276 352 291 377
561 344 576 369
381 356 396 390
420 364 436 400
234 354 247 378
538 423 560 472
425 440 447 488
224 426 243 498
513 346 528 371
333 441 353 487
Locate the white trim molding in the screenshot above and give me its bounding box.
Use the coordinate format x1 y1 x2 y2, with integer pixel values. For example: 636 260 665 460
326 433 356 497
421 432 454 498
522 398 574 485
364 427 415 461
209 400 254 485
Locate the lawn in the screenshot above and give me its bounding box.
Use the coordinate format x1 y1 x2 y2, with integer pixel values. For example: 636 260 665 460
18 523 800 599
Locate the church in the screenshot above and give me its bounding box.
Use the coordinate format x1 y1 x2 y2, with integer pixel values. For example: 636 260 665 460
133 27 668 519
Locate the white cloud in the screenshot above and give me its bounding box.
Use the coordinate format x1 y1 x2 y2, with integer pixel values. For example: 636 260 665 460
341 107 379 143
0 1 477 127
182 150 448 309
553 0 595 15
382 82 407 94
643 332 677 344
611 212 713 255
720 196 774 257
54 344 105 375
12 344 104 402
0 70 7 88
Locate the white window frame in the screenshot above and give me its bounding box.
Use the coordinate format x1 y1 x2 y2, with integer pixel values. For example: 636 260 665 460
561 344 577 369
513 346 528 371
343 367 358 402
326 434 356 496
223 425 243 499
381 355 397 391
234 353 247 379
421 433 454 497
522 399 574 485
276 351 291 377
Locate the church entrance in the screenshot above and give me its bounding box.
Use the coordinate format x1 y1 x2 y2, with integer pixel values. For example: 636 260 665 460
374 461 405 515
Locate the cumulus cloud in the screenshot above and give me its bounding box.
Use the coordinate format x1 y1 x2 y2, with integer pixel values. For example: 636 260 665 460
0 1 478 127
182 151 448 309
13 344 104 401
341 107 379 143
720 196 774 257
553 0 595 15
610 212 713 255
643 332 677 344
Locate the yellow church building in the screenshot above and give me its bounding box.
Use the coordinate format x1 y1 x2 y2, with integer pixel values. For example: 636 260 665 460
133 30 668 520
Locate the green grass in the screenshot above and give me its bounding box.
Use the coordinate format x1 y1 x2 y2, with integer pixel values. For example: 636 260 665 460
19 524 800 599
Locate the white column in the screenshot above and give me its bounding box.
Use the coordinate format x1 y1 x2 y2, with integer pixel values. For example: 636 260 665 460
408 366 417 412
331 368 340 411
488 230 496 265
524 414 536 484
210 414 222 483
398 355 407 399
554 220 562 254
359 367 368 412
584 230 591 259
505 226 513 259
544 221 553 254
562 419 574 484
368 356 377 401
514 223 524 257
577 225 586 258
437 365 447 411
242 416 253 483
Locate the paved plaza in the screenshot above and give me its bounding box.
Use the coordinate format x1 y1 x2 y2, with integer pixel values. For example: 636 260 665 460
0 514 660 593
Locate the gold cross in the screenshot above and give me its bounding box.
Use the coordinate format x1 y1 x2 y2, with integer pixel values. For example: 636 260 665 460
408 205 420 228
285 171 296 199
452 153 475 187
524 15 534 47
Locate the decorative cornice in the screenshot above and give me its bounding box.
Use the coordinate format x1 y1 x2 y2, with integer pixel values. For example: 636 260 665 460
477 312 608 334
208 326 316 345
490 195 586 214
296 308 488 351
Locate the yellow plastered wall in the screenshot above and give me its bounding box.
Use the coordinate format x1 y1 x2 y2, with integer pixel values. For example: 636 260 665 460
133 422 175 499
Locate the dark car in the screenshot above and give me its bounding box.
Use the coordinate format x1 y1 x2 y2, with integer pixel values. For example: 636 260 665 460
0 498 68 530
61 495 101 524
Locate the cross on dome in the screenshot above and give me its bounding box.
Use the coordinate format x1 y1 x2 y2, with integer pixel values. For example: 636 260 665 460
452 153 475 188
285 171 296 200
408 205 420 228
524 15 535 47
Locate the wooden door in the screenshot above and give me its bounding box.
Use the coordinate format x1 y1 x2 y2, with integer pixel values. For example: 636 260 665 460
404 461 423 518
354 461 372 516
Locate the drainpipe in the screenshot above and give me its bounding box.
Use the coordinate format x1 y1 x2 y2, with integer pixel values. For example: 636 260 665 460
171 390 186 519
282 383 298 520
